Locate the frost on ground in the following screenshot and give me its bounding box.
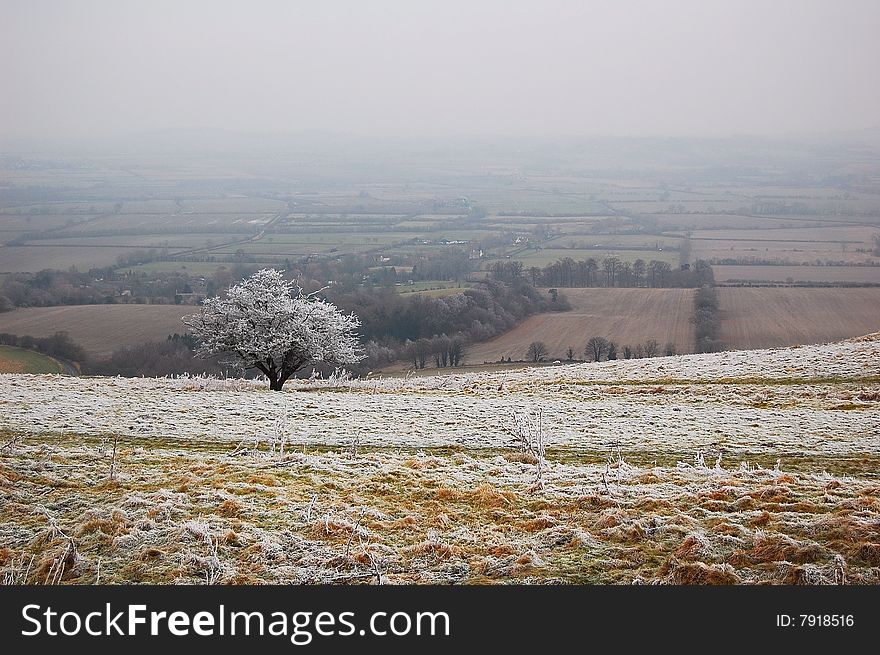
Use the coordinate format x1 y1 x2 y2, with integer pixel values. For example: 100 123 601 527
1 335 879 585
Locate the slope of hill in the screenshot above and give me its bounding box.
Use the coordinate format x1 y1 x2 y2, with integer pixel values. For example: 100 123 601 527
1 335 878 585
0 305 192 358
467 288 696 364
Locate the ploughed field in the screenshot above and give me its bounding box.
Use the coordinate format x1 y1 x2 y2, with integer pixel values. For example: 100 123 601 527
1 335 879 585
718 288 880 350
0 305 193 358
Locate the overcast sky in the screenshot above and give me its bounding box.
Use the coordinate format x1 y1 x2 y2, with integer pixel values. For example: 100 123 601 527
1 0 879 142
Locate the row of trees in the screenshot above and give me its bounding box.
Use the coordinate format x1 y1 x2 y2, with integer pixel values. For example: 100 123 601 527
83 335 227 378
397 335 467 369
336 279 569 371
526 337 676 363
491 257 715 288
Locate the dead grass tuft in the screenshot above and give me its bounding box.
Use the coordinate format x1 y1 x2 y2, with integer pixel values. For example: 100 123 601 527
750 511 772 527
490 544 517 557
434 488 461 502
521 515 558 531
218 499 244 517
75 511 130 540
247 474 278 486
404 540 458 560
470 484 515 508
751 485 794 504
735 533 826 565
855 543 880 566
504 452 539 465
388 516 419 529
636 498 674 511
674 536 702 560
0 464 22 485
139 547 164 561
594 509 626 529
666 559 741 585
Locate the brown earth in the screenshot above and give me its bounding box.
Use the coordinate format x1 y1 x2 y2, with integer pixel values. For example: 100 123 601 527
718 287 880 350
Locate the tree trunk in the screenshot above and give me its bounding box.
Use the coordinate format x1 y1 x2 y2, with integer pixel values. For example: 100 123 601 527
269 375 284 391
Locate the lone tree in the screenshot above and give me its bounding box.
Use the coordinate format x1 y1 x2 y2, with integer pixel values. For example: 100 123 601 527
183 268 362 390
585 336 610 362
526 341 548 362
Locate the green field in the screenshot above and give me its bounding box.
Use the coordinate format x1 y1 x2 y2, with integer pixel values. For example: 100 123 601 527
0 345 63 374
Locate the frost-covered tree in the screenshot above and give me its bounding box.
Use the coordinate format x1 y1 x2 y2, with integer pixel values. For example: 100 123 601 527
183 268 362 390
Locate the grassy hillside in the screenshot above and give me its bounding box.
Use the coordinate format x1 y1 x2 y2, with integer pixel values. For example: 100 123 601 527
0 345 63 374
1 334 878 584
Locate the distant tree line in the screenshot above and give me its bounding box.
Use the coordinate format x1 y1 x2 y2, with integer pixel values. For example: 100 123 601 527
524 336 676 364
81 334 229 378
491 257 715 288
338 279 569 371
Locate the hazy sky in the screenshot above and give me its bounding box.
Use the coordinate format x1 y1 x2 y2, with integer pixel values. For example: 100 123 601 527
2 0 879 142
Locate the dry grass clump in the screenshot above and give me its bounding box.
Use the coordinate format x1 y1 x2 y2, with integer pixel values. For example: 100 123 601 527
75 510 130 541
733 532 826 566
217 499 244 517
403 539 458 561
433 487 461 502
854 543 880 566
469 483 515 508
674 533 714 561
665 560 741 585
504 452 539 465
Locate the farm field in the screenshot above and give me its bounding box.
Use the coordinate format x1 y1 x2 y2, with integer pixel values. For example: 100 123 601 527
713 265 880 284
0 245 192 272
29 234 242 249
467 288 696 364
0 305 192 358
718 288 880 350
1 335 878 584
2 139 880 287
0 345 62 374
